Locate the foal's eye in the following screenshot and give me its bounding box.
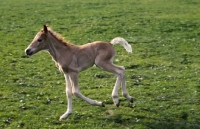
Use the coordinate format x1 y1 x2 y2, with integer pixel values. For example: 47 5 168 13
37 39 43 42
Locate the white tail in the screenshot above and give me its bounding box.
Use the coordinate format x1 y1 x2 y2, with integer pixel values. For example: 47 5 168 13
110 37 132 53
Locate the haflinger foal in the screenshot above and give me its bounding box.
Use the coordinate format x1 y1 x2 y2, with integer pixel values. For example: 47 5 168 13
25 25 133 120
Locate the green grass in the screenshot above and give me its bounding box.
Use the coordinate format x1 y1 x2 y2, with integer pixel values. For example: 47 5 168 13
0 0 200 128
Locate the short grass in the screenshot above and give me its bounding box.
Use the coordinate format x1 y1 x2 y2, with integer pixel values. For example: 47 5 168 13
0 0 200 128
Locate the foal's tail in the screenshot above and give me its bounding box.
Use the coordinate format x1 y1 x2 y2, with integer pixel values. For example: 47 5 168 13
110 37 132 53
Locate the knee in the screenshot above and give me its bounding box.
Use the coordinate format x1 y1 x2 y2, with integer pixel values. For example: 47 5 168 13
66 88 72 96
117 66 125 77
66 90 72 96
120 66 125 71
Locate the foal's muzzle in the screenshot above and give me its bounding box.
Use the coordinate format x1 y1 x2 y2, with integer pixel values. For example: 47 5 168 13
25 49 33 56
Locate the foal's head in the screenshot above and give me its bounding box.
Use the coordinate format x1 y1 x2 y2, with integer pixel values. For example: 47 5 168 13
25 25 49 56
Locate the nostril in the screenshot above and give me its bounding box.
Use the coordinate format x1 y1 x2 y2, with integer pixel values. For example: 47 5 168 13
26 49 33 55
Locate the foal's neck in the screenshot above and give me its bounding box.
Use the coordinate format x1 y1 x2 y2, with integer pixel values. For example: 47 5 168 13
47 35 71 62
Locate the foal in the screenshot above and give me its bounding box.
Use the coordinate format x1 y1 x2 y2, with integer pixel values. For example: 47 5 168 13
25 25 133 120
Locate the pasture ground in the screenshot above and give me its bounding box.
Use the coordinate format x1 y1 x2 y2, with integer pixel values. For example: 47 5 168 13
0 0 200 128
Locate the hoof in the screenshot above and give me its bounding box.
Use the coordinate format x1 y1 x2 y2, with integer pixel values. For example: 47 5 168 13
130 97 134 103
115 102 120 107
59 113 72 121
59 117 65 121
60 116 68 121
102 102 105 107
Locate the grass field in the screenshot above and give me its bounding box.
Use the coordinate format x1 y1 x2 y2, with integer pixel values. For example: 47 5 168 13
0 0 200 128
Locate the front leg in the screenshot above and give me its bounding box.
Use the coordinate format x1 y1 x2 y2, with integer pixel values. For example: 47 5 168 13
69 72 104 107
60 74 73 120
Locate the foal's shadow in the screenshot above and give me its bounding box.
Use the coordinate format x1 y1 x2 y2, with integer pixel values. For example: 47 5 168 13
98 113 199 129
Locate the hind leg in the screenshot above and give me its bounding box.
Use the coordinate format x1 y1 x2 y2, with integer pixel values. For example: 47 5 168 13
95 60 133 106
121 70 134 103
113 66 133 103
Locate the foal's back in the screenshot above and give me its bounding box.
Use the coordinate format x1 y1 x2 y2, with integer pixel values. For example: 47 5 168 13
71 41 115 72
83 41 115 61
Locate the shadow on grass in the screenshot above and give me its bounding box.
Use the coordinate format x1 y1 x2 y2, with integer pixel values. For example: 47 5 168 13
99 114 200 129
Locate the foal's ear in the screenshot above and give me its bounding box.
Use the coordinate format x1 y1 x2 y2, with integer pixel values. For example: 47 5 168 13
43 25 48 33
